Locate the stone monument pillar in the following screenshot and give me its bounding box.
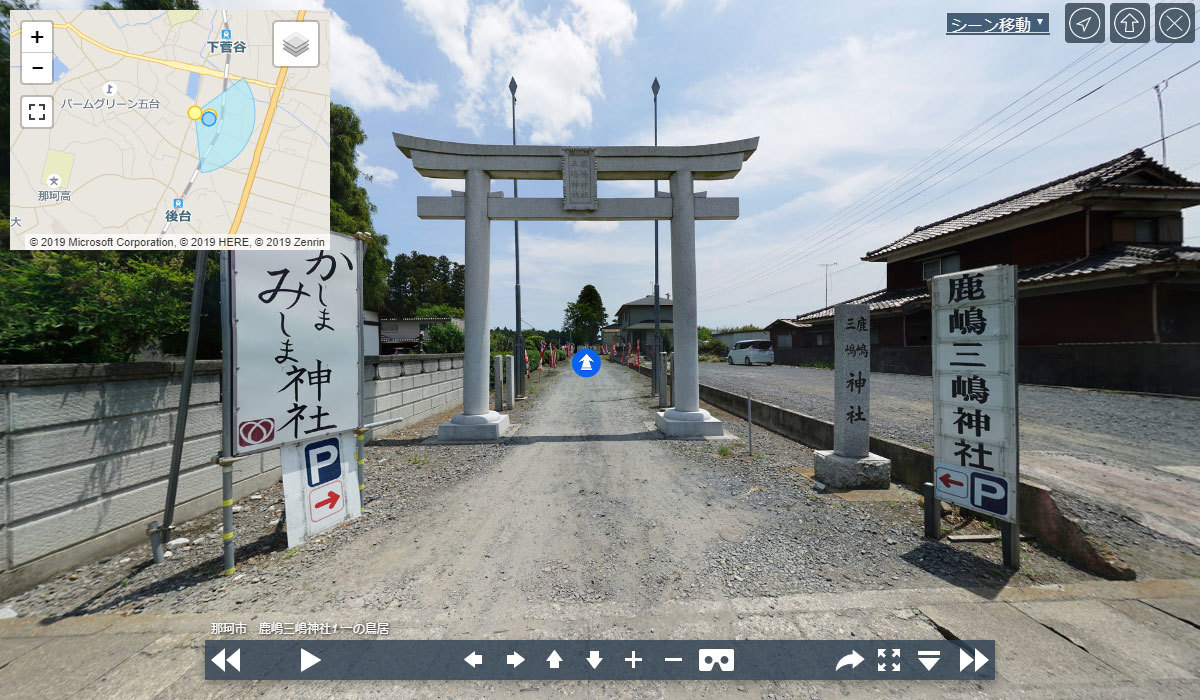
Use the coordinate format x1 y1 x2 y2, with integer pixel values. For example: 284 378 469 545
813 304 891 489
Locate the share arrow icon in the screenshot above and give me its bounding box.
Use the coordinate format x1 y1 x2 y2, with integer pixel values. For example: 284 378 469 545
835 650 864 670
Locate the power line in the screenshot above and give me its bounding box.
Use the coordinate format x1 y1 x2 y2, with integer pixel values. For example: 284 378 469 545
702 44 1151 298
702 50 1195 315
698 47 1108 292
704 43 1174 299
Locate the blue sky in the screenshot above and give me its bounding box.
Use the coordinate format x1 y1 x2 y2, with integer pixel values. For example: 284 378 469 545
42 1 1200 330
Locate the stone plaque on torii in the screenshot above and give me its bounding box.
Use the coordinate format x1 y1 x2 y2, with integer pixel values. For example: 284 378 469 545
393 133 758 441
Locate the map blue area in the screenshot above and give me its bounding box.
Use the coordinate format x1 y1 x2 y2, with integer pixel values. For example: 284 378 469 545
196 78 255 173
185 72 200 100
52 56 68 81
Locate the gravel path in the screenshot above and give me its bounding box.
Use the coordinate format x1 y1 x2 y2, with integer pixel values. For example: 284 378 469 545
700 363 1200 546
7 362 1106 624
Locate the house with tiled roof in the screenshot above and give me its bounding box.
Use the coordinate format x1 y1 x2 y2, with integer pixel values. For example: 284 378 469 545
768 149 1200 393
615 293 673 354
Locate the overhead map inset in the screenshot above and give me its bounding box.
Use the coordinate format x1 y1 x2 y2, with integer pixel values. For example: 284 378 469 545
8 9 330 248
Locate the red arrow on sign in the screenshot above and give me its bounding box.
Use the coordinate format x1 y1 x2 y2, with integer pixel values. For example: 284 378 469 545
314 490 340 510
939 473 964 489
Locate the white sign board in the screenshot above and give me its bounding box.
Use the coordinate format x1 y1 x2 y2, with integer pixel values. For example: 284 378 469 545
280 430 362 547
931 265 1019 523
221 232 363 457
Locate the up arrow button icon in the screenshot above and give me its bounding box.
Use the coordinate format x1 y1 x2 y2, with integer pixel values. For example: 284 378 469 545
547 650 562 669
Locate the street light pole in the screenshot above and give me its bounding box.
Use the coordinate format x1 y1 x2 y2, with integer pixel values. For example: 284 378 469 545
819 262 838 308
510 76 525 398
652 77 662 400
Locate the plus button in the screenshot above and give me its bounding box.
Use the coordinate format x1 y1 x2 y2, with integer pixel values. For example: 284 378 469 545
625 651 642 669
31 30 45 43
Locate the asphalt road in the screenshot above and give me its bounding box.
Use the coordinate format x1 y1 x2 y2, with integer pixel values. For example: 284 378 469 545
700 362 1200 545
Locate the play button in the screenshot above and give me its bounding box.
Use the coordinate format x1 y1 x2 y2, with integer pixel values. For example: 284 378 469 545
300 648 321 672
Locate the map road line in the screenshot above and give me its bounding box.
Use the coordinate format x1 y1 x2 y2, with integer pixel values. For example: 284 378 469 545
11 23 276 89
227 9 305 238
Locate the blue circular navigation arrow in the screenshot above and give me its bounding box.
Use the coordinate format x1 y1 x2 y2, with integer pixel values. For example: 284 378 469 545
572 349 601 378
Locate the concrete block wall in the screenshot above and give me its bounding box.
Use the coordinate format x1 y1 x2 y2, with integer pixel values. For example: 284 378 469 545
361 354 463 438
0 354 464 598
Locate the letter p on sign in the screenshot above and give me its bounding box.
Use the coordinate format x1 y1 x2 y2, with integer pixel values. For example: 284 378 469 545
970 472 1009 519
304 437 342 487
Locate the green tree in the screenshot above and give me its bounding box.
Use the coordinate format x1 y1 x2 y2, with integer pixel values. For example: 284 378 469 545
562 285 606 345
330 103 390 310
698 326 714 342
387 251 465 317
0 252 193 362
412 303 464 319
424 322 464 353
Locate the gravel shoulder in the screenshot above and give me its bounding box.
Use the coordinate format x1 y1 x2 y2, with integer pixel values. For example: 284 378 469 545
700 362 1200 548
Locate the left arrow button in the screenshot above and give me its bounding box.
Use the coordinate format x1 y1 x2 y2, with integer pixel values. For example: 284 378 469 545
300 648 320 672
465 651 483 668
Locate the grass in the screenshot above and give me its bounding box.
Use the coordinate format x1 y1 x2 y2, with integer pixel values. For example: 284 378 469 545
283 548 298 559
407 455 427 467
717 445 732 458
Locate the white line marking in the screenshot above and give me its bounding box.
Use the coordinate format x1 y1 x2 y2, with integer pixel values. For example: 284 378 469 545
664 657 682 662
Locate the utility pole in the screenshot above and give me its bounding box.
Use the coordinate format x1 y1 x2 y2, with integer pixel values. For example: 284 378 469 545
510 77 525 398
652 77 662 400
1154 81 1168 164
819 262 838 308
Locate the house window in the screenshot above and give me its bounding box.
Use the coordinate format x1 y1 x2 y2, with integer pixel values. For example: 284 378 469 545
1113 217 1168 243
816 333 828 346
921 253 961 280
776 334 792 348
418 323 428 331
871 328 880 345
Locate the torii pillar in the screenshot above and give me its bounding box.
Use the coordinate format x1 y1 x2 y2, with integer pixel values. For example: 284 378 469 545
393 134 758 441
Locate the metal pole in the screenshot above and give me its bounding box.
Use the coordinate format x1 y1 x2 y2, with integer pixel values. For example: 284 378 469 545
923 482 940 540
1004 267 1021 570
220 457 236 575
510 77 526 399
154 249 207 556
354 428 367 497
1154 82 1167 164
819 262 837 308
747 395 753 457
652 77 662 400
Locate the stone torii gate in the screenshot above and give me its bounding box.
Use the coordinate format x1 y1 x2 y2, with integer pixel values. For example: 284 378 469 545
393 133 758 441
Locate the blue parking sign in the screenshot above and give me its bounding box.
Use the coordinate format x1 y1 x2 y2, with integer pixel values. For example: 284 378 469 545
970 472 1009 518
304 437 342 487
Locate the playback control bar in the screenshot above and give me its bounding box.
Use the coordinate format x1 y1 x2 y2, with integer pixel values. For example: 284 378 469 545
205 639 995 681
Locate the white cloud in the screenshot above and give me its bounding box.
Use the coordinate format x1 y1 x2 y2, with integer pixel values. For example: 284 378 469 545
572 220 619 233
356 149 399 185
199 0 437 113
403 0 637 143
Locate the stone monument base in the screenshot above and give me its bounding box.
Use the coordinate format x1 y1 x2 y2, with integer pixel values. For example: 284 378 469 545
436 411 510 442
655 408 724 438
813 450 892 489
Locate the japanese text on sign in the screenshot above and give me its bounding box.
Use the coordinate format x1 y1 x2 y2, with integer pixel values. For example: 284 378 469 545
223 232 363 456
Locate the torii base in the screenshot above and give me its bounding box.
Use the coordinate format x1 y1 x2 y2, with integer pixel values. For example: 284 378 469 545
436 411 510 442
655 408 724 438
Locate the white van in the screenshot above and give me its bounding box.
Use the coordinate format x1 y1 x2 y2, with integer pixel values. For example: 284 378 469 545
728 340 774 366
